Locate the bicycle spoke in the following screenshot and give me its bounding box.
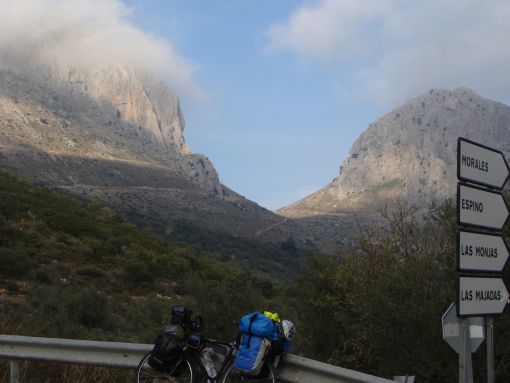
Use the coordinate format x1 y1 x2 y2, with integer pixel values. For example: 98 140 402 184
139 367 192 382
139 367 191 382
137 354 194 383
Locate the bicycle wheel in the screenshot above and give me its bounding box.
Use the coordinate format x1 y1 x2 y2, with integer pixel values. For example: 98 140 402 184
220 361 277 383
136 352 196 383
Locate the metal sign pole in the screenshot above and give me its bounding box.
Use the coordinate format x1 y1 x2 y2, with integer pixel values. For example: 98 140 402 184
459 319 474 383
487 318 494 383
459 319 466 383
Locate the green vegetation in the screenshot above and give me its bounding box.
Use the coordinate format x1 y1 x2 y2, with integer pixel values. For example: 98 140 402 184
291 199 510 383
169 220 308 278
0 170 289 345
292 202 457 381
2 169 510 383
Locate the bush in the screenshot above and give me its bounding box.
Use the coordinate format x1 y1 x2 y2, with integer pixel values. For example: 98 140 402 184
35 270 53 284
292 202 459 382
77 266 106 279
0 247 31 277
26 286 111 337
121 257 155 285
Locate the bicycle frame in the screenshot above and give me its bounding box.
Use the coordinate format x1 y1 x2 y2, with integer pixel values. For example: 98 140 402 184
185 337 238 383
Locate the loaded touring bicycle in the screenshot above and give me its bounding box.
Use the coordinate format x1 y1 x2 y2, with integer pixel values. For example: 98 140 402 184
136 306 295 383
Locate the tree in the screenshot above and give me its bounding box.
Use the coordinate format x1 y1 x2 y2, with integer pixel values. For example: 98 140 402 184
293 201 463 382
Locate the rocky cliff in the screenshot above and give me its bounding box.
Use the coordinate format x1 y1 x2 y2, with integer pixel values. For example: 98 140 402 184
278 88 510 248
0 61 313 247
0 60 224 193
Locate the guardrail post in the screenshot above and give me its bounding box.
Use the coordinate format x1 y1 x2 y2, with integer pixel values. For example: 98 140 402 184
9 360 20 383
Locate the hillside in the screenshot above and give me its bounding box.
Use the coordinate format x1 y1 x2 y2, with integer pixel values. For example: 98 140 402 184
0 63 316 251
3 167 509 383
0 170 301 344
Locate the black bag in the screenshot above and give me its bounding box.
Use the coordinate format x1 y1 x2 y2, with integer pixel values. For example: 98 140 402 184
171 305 193 327
148 333 183 373
171 305 203 332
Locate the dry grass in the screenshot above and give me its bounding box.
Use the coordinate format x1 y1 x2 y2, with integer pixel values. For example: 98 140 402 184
0 361 136 383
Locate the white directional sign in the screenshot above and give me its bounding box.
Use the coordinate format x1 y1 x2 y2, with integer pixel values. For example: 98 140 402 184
458 231 509 273
457 184 509 230
458 138 510 190
442 303 485 353
458 276 509 317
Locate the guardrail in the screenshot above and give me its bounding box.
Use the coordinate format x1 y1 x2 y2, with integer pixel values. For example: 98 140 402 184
0 335 394 383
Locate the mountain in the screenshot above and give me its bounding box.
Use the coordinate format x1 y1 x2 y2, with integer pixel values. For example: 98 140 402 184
0 61 314 250
278 88 510 247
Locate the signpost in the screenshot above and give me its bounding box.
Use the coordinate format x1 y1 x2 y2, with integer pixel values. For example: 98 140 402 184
452 138 509 383
458 231 509 273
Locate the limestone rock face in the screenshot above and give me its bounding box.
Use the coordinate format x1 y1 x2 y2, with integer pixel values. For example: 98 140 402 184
68 66 190 155
0 61 315 247
279 88 510 249
337 88 509 203
0 61 222 195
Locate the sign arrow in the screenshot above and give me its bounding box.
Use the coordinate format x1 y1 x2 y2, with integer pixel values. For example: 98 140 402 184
458 276 509 317
458 138 510 190
458 231 510 273
457 183 509 230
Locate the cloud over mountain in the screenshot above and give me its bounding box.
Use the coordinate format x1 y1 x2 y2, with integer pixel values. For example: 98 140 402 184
267 0 510 107
0 0 203 100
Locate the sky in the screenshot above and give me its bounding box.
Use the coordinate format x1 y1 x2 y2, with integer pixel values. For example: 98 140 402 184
2 0 510 210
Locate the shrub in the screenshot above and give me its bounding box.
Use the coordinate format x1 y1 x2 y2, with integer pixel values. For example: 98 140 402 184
121 257 155 285
77 266 106 279
0 247 31 277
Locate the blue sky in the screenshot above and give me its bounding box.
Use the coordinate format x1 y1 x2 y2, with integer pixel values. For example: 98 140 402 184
124 0 388 209
4 0 509 210
120 0 510 210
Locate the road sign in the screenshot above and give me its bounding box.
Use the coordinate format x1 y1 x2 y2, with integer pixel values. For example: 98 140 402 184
458 231 509 273
442 303 485 353
457 276 509 317
457 183 509 230
458 138 510 190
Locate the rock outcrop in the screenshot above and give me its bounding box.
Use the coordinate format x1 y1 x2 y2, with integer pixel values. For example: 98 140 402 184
0 61 313 247
0 60 224 195
279 88 510 249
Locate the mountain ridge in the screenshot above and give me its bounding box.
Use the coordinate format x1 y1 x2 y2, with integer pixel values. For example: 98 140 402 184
0 62 315 249
278 87 510 249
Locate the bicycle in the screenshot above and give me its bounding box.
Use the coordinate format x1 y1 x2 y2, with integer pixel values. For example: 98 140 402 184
135 327 278 383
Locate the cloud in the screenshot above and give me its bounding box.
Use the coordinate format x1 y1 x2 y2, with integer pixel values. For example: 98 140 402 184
267 0 510 106
267 0 392 64
0 0 203 101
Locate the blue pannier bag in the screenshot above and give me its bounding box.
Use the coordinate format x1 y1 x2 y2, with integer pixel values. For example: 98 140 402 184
234 334 271 375
239 312 274 338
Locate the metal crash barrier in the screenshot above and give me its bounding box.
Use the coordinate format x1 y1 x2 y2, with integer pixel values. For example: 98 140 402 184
0 335 394 383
